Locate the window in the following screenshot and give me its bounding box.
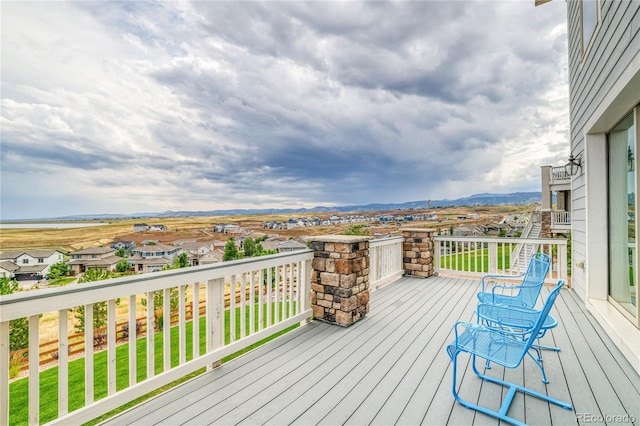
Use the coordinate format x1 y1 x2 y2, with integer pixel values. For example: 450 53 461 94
22 259 28 264
38 258 44 263
581 0 599 56
608 111 636 318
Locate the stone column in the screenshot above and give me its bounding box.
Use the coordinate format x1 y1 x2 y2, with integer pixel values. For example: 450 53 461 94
308 235 370 327
540 210 552 238
401 228 435 278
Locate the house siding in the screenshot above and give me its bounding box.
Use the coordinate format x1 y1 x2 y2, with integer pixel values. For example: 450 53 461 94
568 0 640 301
566 0 640 373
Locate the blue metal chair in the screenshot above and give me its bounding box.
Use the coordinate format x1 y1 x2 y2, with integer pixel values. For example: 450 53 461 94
447 280 571 426
476 298 560 367
477 252 551 309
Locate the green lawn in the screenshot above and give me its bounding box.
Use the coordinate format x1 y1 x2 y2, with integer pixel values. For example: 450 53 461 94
9 302 298 425
440 245 512 272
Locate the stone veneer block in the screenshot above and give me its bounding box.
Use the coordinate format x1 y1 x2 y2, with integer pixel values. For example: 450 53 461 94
308 235 370 327
401 228 436 278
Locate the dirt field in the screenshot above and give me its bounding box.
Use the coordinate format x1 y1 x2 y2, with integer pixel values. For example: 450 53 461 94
0 205 535 253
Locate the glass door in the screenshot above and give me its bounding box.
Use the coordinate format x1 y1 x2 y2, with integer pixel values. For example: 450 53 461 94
608 111 637 318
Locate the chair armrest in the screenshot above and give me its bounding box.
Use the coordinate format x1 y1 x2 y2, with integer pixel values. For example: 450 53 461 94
481 273 526 292
476 303 539 332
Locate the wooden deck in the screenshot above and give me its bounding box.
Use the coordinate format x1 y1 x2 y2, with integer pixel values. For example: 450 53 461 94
103 275 640 425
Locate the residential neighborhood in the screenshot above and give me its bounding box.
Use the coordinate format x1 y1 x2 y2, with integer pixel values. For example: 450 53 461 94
1 210 539 291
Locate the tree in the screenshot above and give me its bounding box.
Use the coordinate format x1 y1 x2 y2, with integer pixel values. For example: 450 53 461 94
224 237 239 261
47 261 69 280
243 237 256 257
174 252 189 268
115 247 126 257
0 278 29 351
141 287 180 330
72 268 116 334
116 259 130 273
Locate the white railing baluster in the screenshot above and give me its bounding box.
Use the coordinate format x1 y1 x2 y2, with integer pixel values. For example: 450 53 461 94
230 275 236 342
146 292 154 379
258 270 264 331
59 309 69 416
85 304 94 404
192 282 200 358
163 288 171 371
267 267 273 327
240 274 246 339
29 315 39 425
296 261 302 315
179 285 186 365
289 263 294 318
275 267 281 323
128 295 136 386
249 271 255 335
108 299 116 395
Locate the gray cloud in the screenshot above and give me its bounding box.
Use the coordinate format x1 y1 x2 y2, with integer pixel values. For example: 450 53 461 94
0 1 569 220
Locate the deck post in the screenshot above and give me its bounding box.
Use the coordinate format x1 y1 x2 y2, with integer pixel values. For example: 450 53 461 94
308 235 370 327
401 228 436 278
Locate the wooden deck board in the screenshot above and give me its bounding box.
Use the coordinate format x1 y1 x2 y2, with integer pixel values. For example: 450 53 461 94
101 275 640 426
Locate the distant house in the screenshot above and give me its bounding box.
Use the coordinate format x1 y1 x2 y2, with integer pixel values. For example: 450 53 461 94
213 224 242 234
0 250 65 283
148 224 168 232
133 223 149 232
0 261 20 280
110 241 137 255
452 225 482 237
176 241 220 266
132 243 182 264
127 255 172 273
67 247 123 275
277 239 307 253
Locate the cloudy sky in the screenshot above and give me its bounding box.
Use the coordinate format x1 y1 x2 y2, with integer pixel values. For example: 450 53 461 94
1 1 569 220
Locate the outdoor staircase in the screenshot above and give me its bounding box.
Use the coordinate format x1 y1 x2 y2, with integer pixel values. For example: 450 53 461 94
510 214 541 272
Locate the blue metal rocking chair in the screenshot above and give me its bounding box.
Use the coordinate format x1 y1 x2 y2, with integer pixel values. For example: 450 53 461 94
477 252 551 309
447 280 571 426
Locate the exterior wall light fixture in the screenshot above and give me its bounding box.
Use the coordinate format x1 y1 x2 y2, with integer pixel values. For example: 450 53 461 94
565 154 582 176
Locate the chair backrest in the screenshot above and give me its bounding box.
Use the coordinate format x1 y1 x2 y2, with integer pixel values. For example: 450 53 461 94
518 280 564 358
516 252 551 308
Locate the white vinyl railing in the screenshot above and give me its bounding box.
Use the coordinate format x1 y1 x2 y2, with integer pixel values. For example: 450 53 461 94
434 236 568 284
369 236 404 289
551 210 571 226
0 250 313 425
550 166 571 183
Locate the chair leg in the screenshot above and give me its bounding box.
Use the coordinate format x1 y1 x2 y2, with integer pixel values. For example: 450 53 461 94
525 351 549 383
450 353 572 426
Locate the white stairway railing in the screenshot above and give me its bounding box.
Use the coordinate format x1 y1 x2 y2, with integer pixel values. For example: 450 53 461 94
0 250 313 425
434 236 568 284
369 236 404 289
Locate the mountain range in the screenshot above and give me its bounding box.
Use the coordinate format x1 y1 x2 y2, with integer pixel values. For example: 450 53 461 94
32 191 541 221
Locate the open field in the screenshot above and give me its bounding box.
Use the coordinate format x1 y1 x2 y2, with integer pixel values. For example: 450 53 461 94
0 205 536 253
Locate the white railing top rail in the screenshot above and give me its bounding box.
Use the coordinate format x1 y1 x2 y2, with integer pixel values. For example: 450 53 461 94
0 250 313 322
434 236 567 245
369 235 404 248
